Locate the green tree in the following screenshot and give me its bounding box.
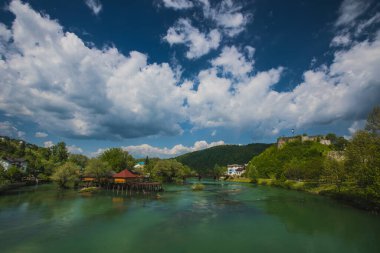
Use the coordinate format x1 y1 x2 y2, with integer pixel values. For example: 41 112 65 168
345 130 380 194
51 142 68 163
99 148 134 172
6 166 23 183
365 106 380 135
68 154 89 168
51 162 80 188
323 157 346 192
151 159 191 183
84 158 111 184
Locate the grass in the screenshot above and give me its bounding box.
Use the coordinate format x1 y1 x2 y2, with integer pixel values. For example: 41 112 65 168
191 183 205 191
79 187 100 193
226 177 253 183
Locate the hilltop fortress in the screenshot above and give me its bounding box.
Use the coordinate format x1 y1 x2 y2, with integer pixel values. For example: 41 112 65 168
277 134 331 149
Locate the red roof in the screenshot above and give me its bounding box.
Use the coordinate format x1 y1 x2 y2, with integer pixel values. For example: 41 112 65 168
112 169 140 178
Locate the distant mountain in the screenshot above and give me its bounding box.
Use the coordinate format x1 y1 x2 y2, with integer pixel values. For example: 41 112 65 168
175 143 272 174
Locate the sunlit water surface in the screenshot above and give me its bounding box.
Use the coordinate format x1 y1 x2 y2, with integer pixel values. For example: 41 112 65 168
0 181 379 253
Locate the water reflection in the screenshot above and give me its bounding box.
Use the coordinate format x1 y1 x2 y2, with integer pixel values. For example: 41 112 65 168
0 182 379 253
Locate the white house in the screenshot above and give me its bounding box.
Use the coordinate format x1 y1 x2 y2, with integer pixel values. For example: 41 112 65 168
0 157 28 172
227 164 246 177
133 161 145 169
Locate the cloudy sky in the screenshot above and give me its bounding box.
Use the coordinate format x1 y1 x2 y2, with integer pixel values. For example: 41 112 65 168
0 0 379 158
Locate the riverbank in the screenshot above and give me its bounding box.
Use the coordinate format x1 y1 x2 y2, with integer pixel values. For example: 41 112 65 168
254 178 380 213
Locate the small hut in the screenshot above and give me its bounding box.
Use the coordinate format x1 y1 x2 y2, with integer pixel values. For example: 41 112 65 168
112 169 141 183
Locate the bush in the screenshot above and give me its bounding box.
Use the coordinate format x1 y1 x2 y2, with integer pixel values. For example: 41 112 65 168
191 183 205 191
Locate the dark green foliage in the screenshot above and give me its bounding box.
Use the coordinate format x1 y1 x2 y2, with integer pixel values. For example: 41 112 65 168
51 142 68 163
151 159 191 183
68 154 89 168
247 141 330 180
176 143 271 174
99 148 134 172
365 105 380 135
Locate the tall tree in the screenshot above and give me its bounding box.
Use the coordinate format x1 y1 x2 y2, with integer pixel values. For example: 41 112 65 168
345 130 380 193
51 142 68 163
99 148 134 172
365 106 380 135
84 158 111 184
51 162 80 188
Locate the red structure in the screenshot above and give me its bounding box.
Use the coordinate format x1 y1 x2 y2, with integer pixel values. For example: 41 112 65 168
112 169 141 183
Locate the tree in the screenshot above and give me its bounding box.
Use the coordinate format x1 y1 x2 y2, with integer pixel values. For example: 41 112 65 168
51 142 68 163
84 158 111 184
151 159 191 183
51 162 80 188
68 154 89 168
99 148 134 172
6 166 23 183
323 157 346 192
213 164 226 178
365 106 380 135
345 130 380 194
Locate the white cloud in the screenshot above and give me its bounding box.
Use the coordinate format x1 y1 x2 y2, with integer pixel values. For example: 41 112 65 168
211 46 253 77
348 120 366 135
44 141 54 148
161 0 193 10
35 132 48 138
122 140 225 158
85 0 102 15
67 144 83 154
1 0 379 143
330 34 351 47
0 121 25 139
335 0 371 27
163 18 221 59
183 38 380 134
0 0 186 139
211 130 216 136
199 0 251 37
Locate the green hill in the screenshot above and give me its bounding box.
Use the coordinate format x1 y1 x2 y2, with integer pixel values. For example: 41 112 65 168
175 143 271 174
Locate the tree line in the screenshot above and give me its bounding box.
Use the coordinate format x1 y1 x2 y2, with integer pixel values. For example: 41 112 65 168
247 106 380 205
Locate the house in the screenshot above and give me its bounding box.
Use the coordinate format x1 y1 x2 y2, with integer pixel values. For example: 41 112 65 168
227 164 246 177
277 134 331 149
0 157 28 172
112 169 141 183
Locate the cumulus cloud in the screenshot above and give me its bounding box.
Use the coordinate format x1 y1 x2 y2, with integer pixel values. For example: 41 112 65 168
161 0 193 10
163 18 221 59
211 46 253 77
67 144 83 154
182 38 380 134
0 0 185 139
44 141 54 148
85 0 102 15
35 132 48 138
199 0 251 37
0 121 25 139
122 140 225 158
0 0 379 143
335 0 371 27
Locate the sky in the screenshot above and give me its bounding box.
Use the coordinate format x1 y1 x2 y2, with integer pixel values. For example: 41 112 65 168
0 0 379 158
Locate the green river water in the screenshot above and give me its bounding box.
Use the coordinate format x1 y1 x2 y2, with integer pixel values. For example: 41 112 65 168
0 181 379 253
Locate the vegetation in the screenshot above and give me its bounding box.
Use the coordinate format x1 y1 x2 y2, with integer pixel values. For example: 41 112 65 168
99 148 134 172
149 159 192 183
51 162 80 188
191 183 205 191
176 143 271 174
84 158 111 184
247 106 380 211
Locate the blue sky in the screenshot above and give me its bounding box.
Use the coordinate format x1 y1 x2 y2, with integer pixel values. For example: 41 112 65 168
0 0 379 158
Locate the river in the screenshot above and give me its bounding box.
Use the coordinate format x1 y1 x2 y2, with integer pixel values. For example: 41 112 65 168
0 181 379 253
